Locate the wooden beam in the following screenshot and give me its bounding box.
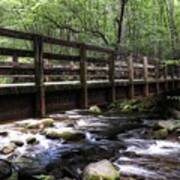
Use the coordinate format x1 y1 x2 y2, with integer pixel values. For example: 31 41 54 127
34 37 46 117
0 28 33 40
155 60 160 94
164 64 169 91
79 44 88 108
128 55 134 98
109 53 116 102
143 56 149 96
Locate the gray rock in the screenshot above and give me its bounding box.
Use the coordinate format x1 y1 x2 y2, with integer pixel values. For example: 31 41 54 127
83 160 120 180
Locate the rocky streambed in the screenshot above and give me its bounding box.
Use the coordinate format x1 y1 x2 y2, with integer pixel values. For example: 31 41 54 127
0 110 180 180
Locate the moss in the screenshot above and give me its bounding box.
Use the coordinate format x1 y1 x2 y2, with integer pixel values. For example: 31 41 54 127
153 128 168 139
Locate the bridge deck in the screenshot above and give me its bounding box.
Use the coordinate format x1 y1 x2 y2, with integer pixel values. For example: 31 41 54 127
0 27 180 120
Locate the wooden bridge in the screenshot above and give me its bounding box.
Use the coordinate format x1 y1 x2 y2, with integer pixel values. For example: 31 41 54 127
0 28 180 120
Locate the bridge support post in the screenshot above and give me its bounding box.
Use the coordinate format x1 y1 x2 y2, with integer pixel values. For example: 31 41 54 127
128 55 134 99
164 64 169 91
12 55 18 83
34 36 46 118
155 60 160 94
80 44 88 109
109 52 116 103
172 65 175 90
143 56 149 97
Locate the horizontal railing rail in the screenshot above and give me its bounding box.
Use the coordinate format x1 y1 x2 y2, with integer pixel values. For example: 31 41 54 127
0 27 180 117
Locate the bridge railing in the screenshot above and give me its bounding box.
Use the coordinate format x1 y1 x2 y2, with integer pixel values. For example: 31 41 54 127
0 28 180 117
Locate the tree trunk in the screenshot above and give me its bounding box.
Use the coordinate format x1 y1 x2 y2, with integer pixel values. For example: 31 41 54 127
166 0 177 56
117 0 127 48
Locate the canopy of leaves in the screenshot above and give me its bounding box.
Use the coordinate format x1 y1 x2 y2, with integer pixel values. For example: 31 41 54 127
0 0 179 58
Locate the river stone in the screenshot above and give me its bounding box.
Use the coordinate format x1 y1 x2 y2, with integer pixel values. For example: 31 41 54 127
14 156 47 176
0 131 8 136
26 136 39 145
11 140 24 147
89 106 102 114
156 120 180 132
44 128 85 141
40 118 55 128
83 160 120 180
16 118 55 130
0 160 12 179
153 128 168 139
0 143 16 155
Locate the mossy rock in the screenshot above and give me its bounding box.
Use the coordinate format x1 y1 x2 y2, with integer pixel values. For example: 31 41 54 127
11 140 24 147
89 106 102 114
16 118 55 130
26 136 39 145
44 128 85 141
40 118 55 128
83 160 120 180
0 143 16 155
153 128 168 139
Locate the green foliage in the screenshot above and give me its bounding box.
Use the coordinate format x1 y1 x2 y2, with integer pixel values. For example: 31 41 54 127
0 0 179 57
34 175 54 180
110 99 147 113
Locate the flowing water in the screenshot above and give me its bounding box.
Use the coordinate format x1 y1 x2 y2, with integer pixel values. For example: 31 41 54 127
0 110 180 179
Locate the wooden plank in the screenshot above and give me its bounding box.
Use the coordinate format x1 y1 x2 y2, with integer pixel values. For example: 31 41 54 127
109 53 116 102
0 47 34 57
143 56 149 96
0 28 33 40
85 44 114 53
128 55 134 98
34 37 46 117
155 61 160 94
43 36 81 48
164 64 169 91
79 44 88 108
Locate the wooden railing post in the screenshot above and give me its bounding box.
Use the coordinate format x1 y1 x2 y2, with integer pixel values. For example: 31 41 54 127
164 64 169 91
155 60 160 94
128 54 134 98
109 52 116 102
80 44 88 109
172 65 175 90
143 56 149 96
34 36 46 117
12 55 18 82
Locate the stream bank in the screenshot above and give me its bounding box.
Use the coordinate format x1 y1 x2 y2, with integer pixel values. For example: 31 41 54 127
0 108 179 180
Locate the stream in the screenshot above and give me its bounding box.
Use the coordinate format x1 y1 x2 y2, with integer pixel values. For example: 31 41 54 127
0 110 180 180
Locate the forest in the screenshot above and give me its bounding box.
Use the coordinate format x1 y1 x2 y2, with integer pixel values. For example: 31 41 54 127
0 0 180 59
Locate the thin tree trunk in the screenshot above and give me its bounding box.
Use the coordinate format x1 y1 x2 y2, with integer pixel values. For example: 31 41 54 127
166 0 177 56
117 0 127 47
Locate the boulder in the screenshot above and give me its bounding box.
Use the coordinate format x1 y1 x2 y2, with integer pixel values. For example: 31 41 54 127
0 160 12 179
153 128 168 139
14 155 47 176
89 106 102 114
83 160 120 180
44 128 85 141
0 143 16 155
